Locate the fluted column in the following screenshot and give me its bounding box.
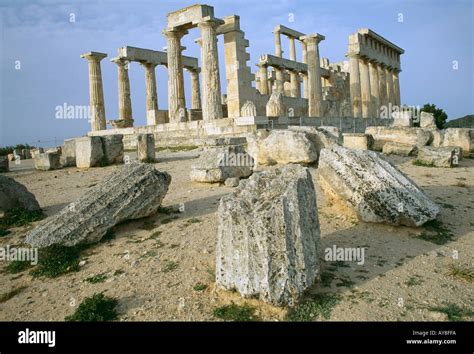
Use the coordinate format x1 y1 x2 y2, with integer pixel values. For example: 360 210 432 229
258 64 269 95
302 34 325 117
111 57 133 123
392 69 401 107
164 29 187 122
274 30 282 57
198 19 223 121
290 71 300 98
359 58 371 118
80 51 107 131
348 54 362 118
274 67 284 94
301 41 308 98
142 62 159 125
378 63 388 110
385 66 395 107
368 60 380 118
188 68 202 110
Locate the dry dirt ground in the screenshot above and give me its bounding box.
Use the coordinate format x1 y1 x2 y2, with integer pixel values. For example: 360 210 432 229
1 149 473 321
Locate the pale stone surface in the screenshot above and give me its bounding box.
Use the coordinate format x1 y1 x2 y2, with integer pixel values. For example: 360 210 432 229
287 126 340 154
26 163 171 248
216 164 320 305
247 129 319 166
190 145 253 183
0 175 41 211
60 139 76 167
30 148 44 159
137 134 155 163
7 153 14 162
391 111 412 127
0 156 9 172
318 145 439 226
75 136 104 168
34 152 61 171
420 112 436 128
382 142 417 156
240 100 257 117
366 126 431 151
441 128 473 157
301 34 325 117
319 126 340 138
343 133 369 150
224 177 240 187
102 135 124 165
266 92 286 117
417 146 463 168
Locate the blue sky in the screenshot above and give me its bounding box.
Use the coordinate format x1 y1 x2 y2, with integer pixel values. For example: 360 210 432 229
0 0 472 147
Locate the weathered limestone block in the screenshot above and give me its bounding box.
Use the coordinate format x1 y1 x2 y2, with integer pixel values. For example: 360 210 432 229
382 142 417 156
366 126 431 151
420 112 436 128
391 111 412 127
30 148 44 159
7 153 15 162
0 156 9 172
247 129 319 166
137 134 155 163
266 92 286 117
416 146 463 168
318 145 439 226
441 128 473 157
319 126 340 139
34 152 61 171
0 175 41 211
240 100 257 117
190 145 253 183
13 149 24 159
224 177 240 187
75 137 104 168
26 163 171 247
343 133 370 150
289 126 340 151
216 164 320 305
102 135 124 165
60 139 76 167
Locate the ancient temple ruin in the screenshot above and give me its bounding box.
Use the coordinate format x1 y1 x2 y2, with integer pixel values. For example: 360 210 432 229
80 4 404 148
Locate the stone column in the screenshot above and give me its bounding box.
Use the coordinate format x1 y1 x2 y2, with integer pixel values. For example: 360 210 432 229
188 68 202 110
302 34 325 117
348 54 362 118
80 52 107 131
111 57 133 123
368 60 380 118
274 30 282 57
289 37 296 60
378 63 388 110
359 58 371 118
258 64 269 95
274 67 284 94
385 66 395 107
198 19 223 121
301 41 308 98
164 29 187 122
290 71 300 98
392 69 401 107
142 62 159 125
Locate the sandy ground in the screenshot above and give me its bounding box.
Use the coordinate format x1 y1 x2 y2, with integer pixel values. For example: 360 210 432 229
0 150 473 321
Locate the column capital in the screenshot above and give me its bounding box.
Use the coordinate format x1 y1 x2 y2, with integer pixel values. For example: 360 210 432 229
197 17 225 30
300 33 325 45
80 51 107 62
186 67 201 74
162 28 188 39
110 57 129 66
346 52 360 59
139 61 158 69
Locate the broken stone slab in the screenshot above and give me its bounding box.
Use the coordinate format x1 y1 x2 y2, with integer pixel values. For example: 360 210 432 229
366 126 432 151
102 134 124 165
25 163 171 248
75 136 104 168
382 142 418 156
190 145 253 183
343 133 371 150
319 126 341 139
224 177 239 187
441 128 473 157
288 126 340 152
0 156 9 172
216 164 320 306
391 110 412 127
416 146 463 168
34 152 61 171
247 129 319 166
60 139 76 167
420 112 436 128
137 134 155 163
0 175 41 211
317 145 439 226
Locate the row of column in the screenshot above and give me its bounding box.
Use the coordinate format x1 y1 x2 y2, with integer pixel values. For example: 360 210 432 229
81 52 202 131
349 54 401 118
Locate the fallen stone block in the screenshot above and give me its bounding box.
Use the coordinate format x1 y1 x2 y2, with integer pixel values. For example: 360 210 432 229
30 148 44 159
288 126 340 153
420 112 437 128
137 134 155 163
102 135 124 165
382 142 417 156
224 177 239 187
366 126 431 151
391 110 412 127
416 146 463 168
190 145 253 183
34 152 61 171
318 145 439 226
0 156 9 172
216 164 320 306
75 137 104 168
343 133 371 150
441 128 473 157
25 163 171 248
60 139 76 167
0 175 41 211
